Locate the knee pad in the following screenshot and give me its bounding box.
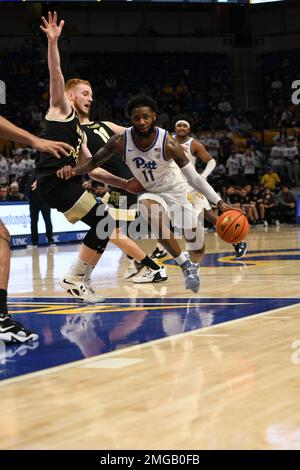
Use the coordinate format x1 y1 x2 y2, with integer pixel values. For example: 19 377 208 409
83 225 108 253
81 203 115 253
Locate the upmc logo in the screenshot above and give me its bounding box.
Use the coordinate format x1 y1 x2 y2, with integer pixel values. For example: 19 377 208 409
0 80 6 104
132 157 157 170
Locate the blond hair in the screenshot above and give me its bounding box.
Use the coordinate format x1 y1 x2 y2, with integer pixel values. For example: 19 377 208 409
65 78 92 91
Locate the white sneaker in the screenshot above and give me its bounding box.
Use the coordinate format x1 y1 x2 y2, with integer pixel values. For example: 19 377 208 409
84 278 106 303
60 275 105 303
124 260 143 279
132 265 168 284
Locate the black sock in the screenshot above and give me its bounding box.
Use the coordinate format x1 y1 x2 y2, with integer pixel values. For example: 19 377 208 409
141 256 160 271
0 289 8 317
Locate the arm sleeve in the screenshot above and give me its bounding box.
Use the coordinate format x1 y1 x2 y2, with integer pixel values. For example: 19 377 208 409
201 158 216 179
181 161 221 206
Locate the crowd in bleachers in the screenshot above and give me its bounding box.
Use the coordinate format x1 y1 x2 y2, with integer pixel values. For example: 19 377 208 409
260 51 300 129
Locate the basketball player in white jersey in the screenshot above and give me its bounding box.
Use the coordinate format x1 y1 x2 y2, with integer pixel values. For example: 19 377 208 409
62 95 234 293
172 117 247 260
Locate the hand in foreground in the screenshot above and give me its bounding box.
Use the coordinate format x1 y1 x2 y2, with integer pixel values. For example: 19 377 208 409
31 136 73 158
56 165 75 179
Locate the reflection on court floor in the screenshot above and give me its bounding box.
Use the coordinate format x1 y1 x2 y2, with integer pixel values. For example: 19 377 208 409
1 296 299 381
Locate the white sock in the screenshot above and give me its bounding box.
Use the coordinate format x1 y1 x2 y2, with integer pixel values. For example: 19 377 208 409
175 252 188 266
84 265 95 283
69 257 90 279
156 242 165 251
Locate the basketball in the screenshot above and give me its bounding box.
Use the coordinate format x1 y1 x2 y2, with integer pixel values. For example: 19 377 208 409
216 210 249 244
125 177 145 194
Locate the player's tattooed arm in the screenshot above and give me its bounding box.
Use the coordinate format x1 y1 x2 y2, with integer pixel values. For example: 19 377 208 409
73 133 124 176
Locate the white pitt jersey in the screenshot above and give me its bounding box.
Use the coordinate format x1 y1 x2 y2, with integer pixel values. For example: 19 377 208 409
124 127 188 193
179 137 196 167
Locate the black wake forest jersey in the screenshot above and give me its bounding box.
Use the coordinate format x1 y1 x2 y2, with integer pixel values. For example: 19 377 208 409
35 110 85 177
82 121 133 179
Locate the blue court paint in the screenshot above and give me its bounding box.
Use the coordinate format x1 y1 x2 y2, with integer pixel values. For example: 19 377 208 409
1 297 299 381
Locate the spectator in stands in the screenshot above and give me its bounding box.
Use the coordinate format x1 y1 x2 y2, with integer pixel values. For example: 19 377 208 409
277 186 296 224
218 97 232 115
239 116 253 135
226 186 242 208
0 152 9 185
226 149 241 184
206 131 220 162
9 153 26 182
270 138 286 177
0 185 8 202
262 188 279 226
6 182 24 201
211 162 227 189
21 149 35 171
225 114 239 133
271 77 282 91
240 187 259 225
219 130 233 164
261 168 281 192
280 108 293 128
285 136 299 187
242 148 257 185
250 185 265 224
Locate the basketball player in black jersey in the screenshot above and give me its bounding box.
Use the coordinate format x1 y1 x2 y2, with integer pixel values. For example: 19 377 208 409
37 12 134 303
66 78 166 283
0 115 73 343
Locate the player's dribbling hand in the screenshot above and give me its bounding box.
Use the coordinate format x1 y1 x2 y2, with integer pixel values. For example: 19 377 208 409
56 165 75 180
217 200 244 214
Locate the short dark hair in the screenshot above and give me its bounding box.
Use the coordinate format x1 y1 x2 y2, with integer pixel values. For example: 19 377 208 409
171 114 193 130
126 94 158 117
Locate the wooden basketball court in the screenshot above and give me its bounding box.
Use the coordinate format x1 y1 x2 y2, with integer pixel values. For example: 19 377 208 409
1 226 300 450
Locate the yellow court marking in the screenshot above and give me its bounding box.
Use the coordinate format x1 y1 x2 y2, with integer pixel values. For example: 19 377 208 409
8 300 252 315
217 250 300 266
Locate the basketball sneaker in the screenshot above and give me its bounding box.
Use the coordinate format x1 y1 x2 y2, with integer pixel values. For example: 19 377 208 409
132 265 168 283
0 315 39 344
124 259 143 279
150 246 168 259
181 260 200 293
233 242 247 260
60 275 105 303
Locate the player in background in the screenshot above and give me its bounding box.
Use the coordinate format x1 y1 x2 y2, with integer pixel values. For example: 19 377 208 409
173 117 247 260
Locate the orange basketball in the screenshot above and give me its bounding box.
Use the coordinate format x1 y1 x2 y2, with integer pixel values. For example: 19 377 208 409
216 210 249 244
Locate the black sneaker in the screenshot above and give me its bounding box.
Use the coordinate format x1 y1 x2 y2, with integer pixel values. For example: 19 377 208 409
150 246 168 259
0 316 39 344
233 242 247 260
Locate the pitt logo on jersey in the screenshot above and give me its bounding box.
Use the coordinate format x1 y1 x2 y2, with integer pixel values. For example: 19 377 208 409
133 157 158 170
